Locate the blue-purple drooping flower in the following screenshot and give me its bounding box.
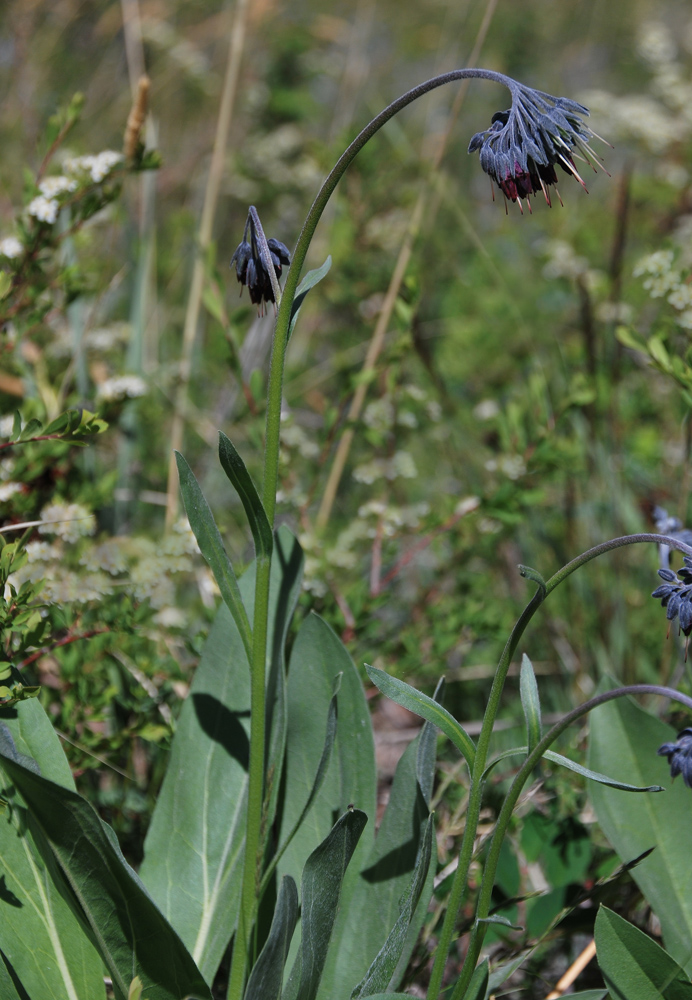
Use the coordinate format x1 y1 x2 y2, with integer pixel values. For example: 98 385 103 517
230 207 291 311
468 81 608 213
658 729 692 788
651 557 692 636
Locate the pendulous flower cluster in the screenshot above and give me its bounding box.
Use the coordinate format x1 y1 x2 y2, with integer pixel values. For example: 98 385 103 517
658 729 692 787
230 208 291 310
468 81 608 213
651 557 692 635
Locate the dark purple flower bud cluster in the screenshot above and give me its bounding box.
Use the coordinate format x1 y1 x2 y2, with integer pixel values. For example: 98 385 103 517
657 728 692 787
651 557 692 635
230 209 291 311
467 82 608 213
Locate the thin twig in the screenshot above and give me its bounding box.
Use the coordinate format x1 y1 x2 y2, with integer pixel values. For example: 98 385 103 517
544 938 597 998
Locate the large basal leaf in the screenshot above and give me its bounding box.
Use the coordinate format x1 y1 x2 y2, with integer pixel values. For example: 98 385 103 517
0 700 105 1000
0 732 210 1000
283 810 368 1000
323 702 439 999
140 527 303 986
588 694 692 973
277 613 377 987
595 905 692 999
245 876 299 1000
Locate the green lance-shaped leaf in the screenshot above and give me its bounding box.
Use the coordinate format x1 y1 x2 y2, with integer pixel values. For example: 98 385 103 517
366 665 475 770
0 735 210 1000
589 692 692 974
463 958 489 1000
283 809 368 1000
483 745 663 792
141 527 303 986
0 701 105 1000
263 673 342 892
175 450 253 662
218 432 273 561
520 653 541 754
287 256 332 342
244 876 299 1000
350 813 434 998
595 905 692 999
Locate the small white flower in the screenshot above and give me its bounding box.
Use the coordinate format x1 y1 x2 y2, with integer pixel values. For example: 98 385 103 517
668 284 692 311
0 482 23 502
38 175 77 198
38 502 95 542
474 399 500 421
28 195 59 224
97 375 147 402
0 237 23 258
64 151 123 183
390 451 417 480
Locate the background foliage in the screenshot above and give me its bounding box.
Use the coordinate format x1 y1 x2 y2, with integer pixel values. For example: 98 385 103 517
2 0 692 995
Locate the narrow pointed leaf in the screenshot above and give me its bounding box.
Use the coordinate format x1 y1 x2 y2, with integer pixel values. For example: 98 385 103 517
245 876 299 1000
520 654 541 754
283 810 368 1000
477 914 523 931
0 702 105 1000
595 906 692 999
287 256 331 342
351 814 434 998
483 745 663 792
175 451 252 660
218 432 272 561
464 958 489 1000
0 744 211 1000
366 665 475 770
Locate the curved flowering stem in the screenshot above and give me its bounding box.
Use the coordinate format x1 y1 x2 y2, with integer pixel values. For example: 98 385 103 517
451 684 692 1000
427 532 692 999
230 68 604 1000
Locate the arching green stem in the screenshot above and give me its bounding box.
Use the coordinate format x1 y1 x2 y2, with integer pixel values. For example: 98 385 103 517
427 532 692 1000
451 684 692 1000
228 65 517 1000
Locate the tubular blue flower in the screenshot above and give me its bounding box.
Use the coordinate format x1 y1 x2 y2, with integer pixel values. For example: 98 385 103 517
230 207 291 312
657 728 692 788
467 81 609 213
651 557 692 636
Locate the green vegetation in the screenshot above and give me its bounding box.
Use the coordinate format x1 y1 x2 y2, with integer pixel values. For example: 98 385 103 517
2 1 692 997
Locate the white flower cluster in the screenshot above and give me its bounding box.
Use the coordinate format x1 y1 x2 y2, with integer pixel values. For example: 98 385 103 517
280 420 319 460
352 450 417 484
485 454 527 481
28 195 59 224
0 236 23 259
634 248 692 329
39 175 77 198
38 501 96 543
97 374 147 402
542 240 591 281
64 150 123 183
0 415 15 438
0 482 23 502
84 322 132 352
579 21 692 157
